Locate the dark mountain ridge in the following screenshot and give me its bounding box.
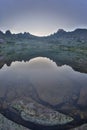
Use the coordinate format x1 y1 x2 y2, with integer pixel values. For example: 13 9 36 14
0 28 87 73
49 28 87 41
0 28 87 39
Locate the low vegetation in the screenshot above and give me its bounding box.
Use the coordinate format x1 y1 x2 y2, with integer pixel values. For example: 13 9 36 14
0 29 87 73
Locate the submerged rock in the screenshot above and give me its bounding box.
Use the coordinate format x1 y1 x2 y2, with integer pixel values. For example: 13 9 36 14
11 98 73 126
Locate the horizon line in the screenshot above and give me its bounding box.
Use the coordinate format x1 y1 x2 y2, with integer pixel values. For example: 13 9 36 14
0 27 87 37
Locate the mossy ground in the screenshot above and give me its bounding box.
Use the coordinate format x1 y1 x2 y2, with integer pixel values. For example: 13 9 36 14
0 37 87 73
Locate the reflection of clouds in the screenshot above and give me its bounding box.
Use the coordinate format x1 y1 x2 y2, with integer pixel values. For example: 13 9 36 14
1 57 87 78
0 57 87 105
28 57 58 69
2 57 58 70
0 57 87 87
0 57 72 82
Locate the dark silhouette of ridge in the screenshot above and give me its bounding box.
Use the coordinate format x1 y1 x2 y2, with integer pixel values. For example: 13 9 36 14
0 28 87 37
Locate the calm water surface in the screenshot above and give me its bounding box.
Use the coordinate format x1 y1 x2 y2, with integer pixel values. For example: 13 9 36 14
0 57 87 106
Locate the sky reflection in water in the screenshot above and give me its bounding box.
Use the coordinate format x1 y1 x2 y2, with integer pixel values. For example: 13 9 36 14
0 57 87 105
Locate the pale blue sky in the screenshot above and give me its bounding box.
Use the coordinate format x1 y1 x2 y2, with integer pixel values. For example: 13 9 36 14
0 0 87 36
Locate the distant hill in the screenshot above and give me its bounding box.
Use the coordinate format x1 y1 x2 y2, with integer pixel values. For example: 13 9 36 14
0 28 87 45
0 28 87 39
48 28 87 41
0 30 37 39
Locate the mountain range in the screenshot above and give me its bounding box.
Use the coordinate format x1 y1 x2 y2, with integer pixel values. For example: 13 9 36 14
0 28 87 40
0 28 87 73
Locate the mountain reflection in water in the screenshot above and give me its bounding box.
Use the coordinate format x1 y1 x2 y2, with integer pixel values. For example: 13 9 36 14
0 57 87 105
0 57 87 129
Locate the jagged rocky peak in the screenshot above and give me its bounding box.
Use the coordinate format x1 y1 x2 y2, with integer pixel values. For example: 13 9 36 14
5 30 12 36
57 29 66 34
24 32 30 35
23 32 31 37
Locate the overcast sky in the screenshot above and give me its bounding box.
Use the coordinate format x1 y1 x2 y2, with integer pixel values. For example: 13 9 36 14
0 0 87 36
